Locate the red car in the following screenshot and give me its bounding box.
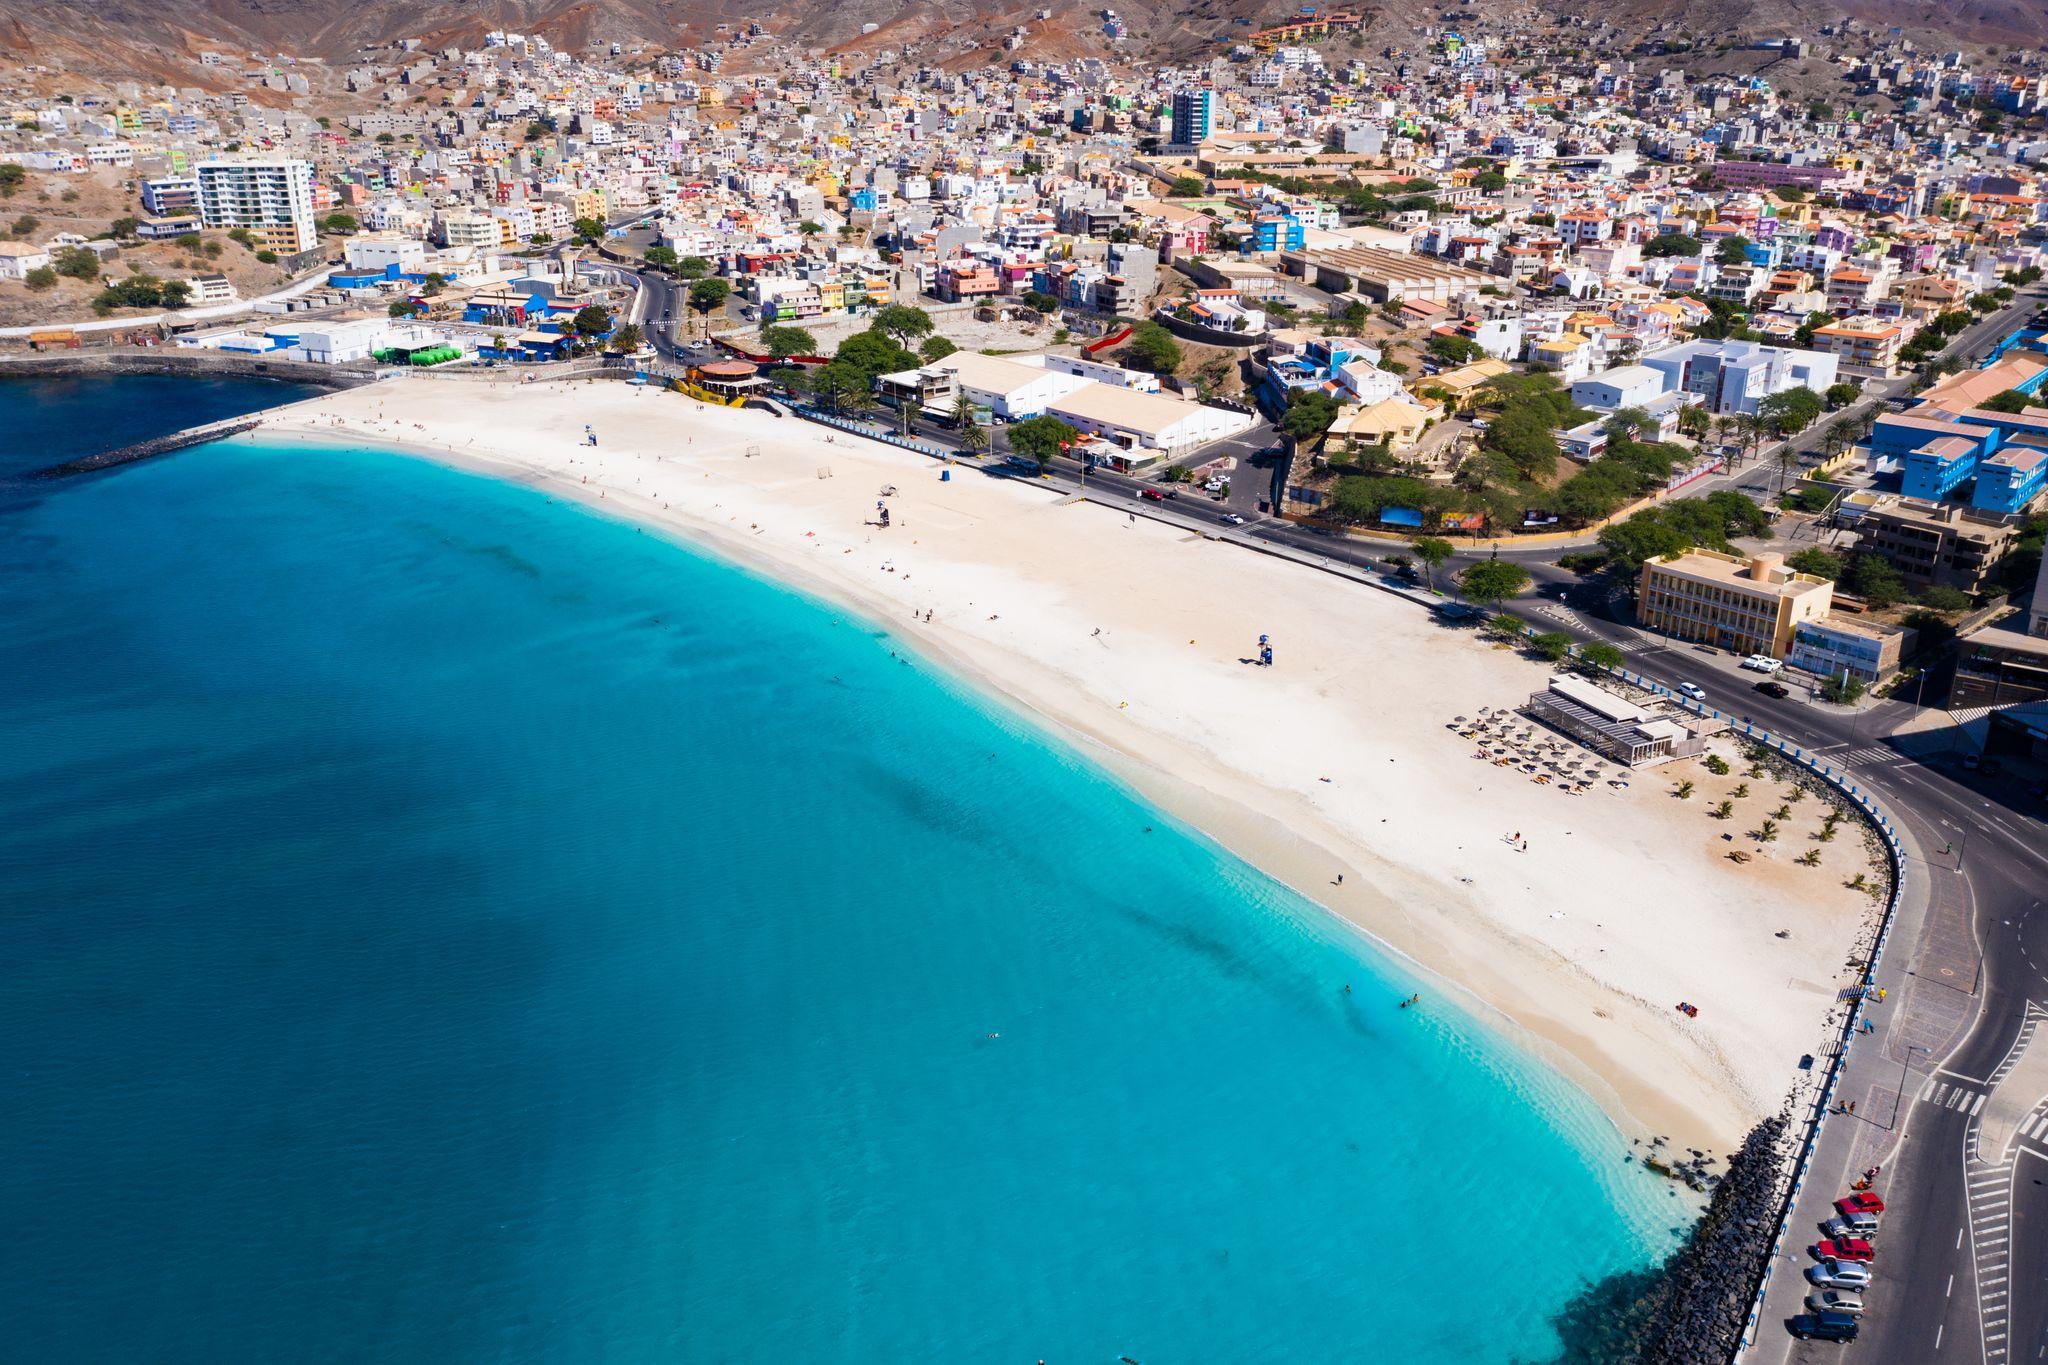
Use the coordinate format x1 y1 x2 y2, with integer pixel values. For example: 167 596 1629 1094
1836 1192 1886 1217
1815 1238 1875 1264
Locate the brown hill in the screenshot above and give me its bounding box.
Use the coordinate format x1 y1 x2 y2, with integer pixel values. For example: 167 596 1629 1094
0 0 2036 86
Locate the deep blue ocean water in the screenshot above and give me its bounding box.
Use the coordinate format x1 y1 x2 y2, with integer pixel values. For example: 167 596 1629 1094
0 386 1675 1362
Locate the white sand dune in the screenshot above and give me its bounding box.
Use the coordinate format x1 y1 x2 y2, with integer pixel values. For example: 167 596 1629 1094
254 375 1880 1155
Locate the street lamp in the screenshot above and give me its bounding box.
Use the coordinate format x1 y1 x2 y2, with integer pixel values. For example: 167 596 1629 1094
1889 1043 1928 1131
1939 817 1969 875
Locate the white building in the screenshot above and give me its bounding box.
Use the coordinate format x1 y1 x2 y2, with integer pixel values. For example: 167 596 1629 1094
1572 363 1668 412
930 351 1092 420
1044 383 1258 461
1637 339 1838 416
0 241 52 279
344 233 429 275
196 157 318 255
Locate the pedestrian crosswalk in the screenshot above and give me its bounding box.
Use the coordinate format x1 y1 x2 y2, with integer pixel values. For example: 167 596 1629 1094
1836 745 1897 767
1965 1153 2015 1365
1920 1077 1990 1113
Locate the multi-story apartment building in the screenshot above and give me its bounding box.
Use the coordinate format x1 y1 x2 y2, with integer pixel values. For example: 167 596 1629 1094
196 158 317 255
1638 339 1838 416
141 175 200 216
1853 495 2018 594
1170 87 1214 148
1811 315 1907 378
1636 549 1834 657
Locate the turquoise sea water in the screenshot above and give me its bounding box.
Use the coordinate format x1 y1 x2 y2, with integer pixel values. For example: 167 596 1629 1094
0 420 1675 1361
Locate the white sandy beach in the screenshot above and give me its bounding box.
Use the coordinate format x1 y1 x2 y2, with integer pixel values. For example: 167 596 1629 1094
252 375 1883 1155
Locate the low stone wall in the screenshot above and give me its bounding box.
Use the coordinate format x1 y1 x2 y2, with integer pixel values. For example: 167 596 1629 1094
0 349 374 390
1151 311 1265 349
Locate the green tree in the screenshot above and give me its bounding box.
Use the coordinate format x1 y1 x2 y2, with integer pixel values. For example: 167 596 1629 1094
571 304 613 336
1531 631 1573 662
388 300 418 318
52 246 99 280
1281 388 1342 444
1020 289 1060 314
23 264 56 290
832 330 918 383
7 213 36 238
1006 415 1080 467
761 324 819 358
1786 548 1844 580
107 216 139 240
688 277 730 313
1427 333 1484 365
1758 386 1822 436
919 335 957 362
1824 381 1861 409
1126 320 1183 374
643 245 677 267
321 212 359 234
1916 584 1971 612
609 322 644 352
1412 535 1453 589
1714 235 1752 265
1457 559 1531 607
956 421 988 455
676 256 709 279
1168 175 1206 197
872 303 935 349
1642 232 1702 258
1980 388 2038 415
1841 551 1905 607
0 163 24 196
573 216 606 243
1580 641 1625 672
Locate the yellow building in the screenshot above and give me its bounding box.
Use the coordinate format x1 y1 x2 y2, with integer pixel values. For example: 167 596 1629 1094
1637 550 1834 658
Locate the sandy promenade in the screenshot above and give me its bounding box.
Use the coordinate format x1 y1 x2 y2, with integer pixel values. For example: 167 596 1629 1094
251 375 1882 1154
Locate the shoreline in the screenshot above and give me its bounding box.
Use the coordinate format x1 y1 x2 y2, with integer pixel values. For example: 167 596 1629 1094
237 377 1880 1157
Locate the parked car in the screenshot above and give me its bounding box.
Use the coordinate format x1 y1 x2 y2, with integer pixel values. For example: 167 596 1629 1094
1823 1210 1880 1240
1808 1258 1874 1290
1740 654 1783 673
1792 1312 1861 1342
1755 681 1791 699
1678 681 1708 700
1806 1290 1866 1316
1834 1192 1886 1217
1814 1237 1875 1263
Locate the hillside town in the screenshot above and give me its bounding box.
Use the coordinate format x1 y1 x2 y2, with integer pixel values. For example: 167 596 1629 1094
1 8 2046 715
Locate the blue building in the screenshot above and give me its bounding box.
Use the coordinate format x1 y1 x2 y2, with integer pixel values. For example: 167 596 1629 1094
849 187 879 212
1251 213 1306 253
1170 87 1213 147
1974 446 2048 515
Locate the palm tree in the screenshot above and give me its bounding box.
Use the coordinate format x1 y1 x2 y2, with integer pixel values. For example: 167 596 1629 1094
1712 799 1734 820
898 400 922 438
1756 819 1780 842
843 387 876 420
957 422 988 457
1675 779 1696 800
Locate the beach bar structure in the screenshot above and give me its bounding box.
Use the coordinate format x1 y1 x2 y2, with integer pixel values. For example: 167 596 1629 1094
1525 674 1705 767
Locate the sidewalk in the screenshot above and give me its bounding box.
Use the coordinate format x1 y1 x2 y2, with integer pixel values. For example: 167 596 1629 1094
1740 810 1978 1360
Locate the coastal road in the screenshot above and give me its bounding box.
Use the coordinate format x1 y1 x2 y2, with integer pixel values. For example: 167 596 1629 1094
1588 631 2046 1364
